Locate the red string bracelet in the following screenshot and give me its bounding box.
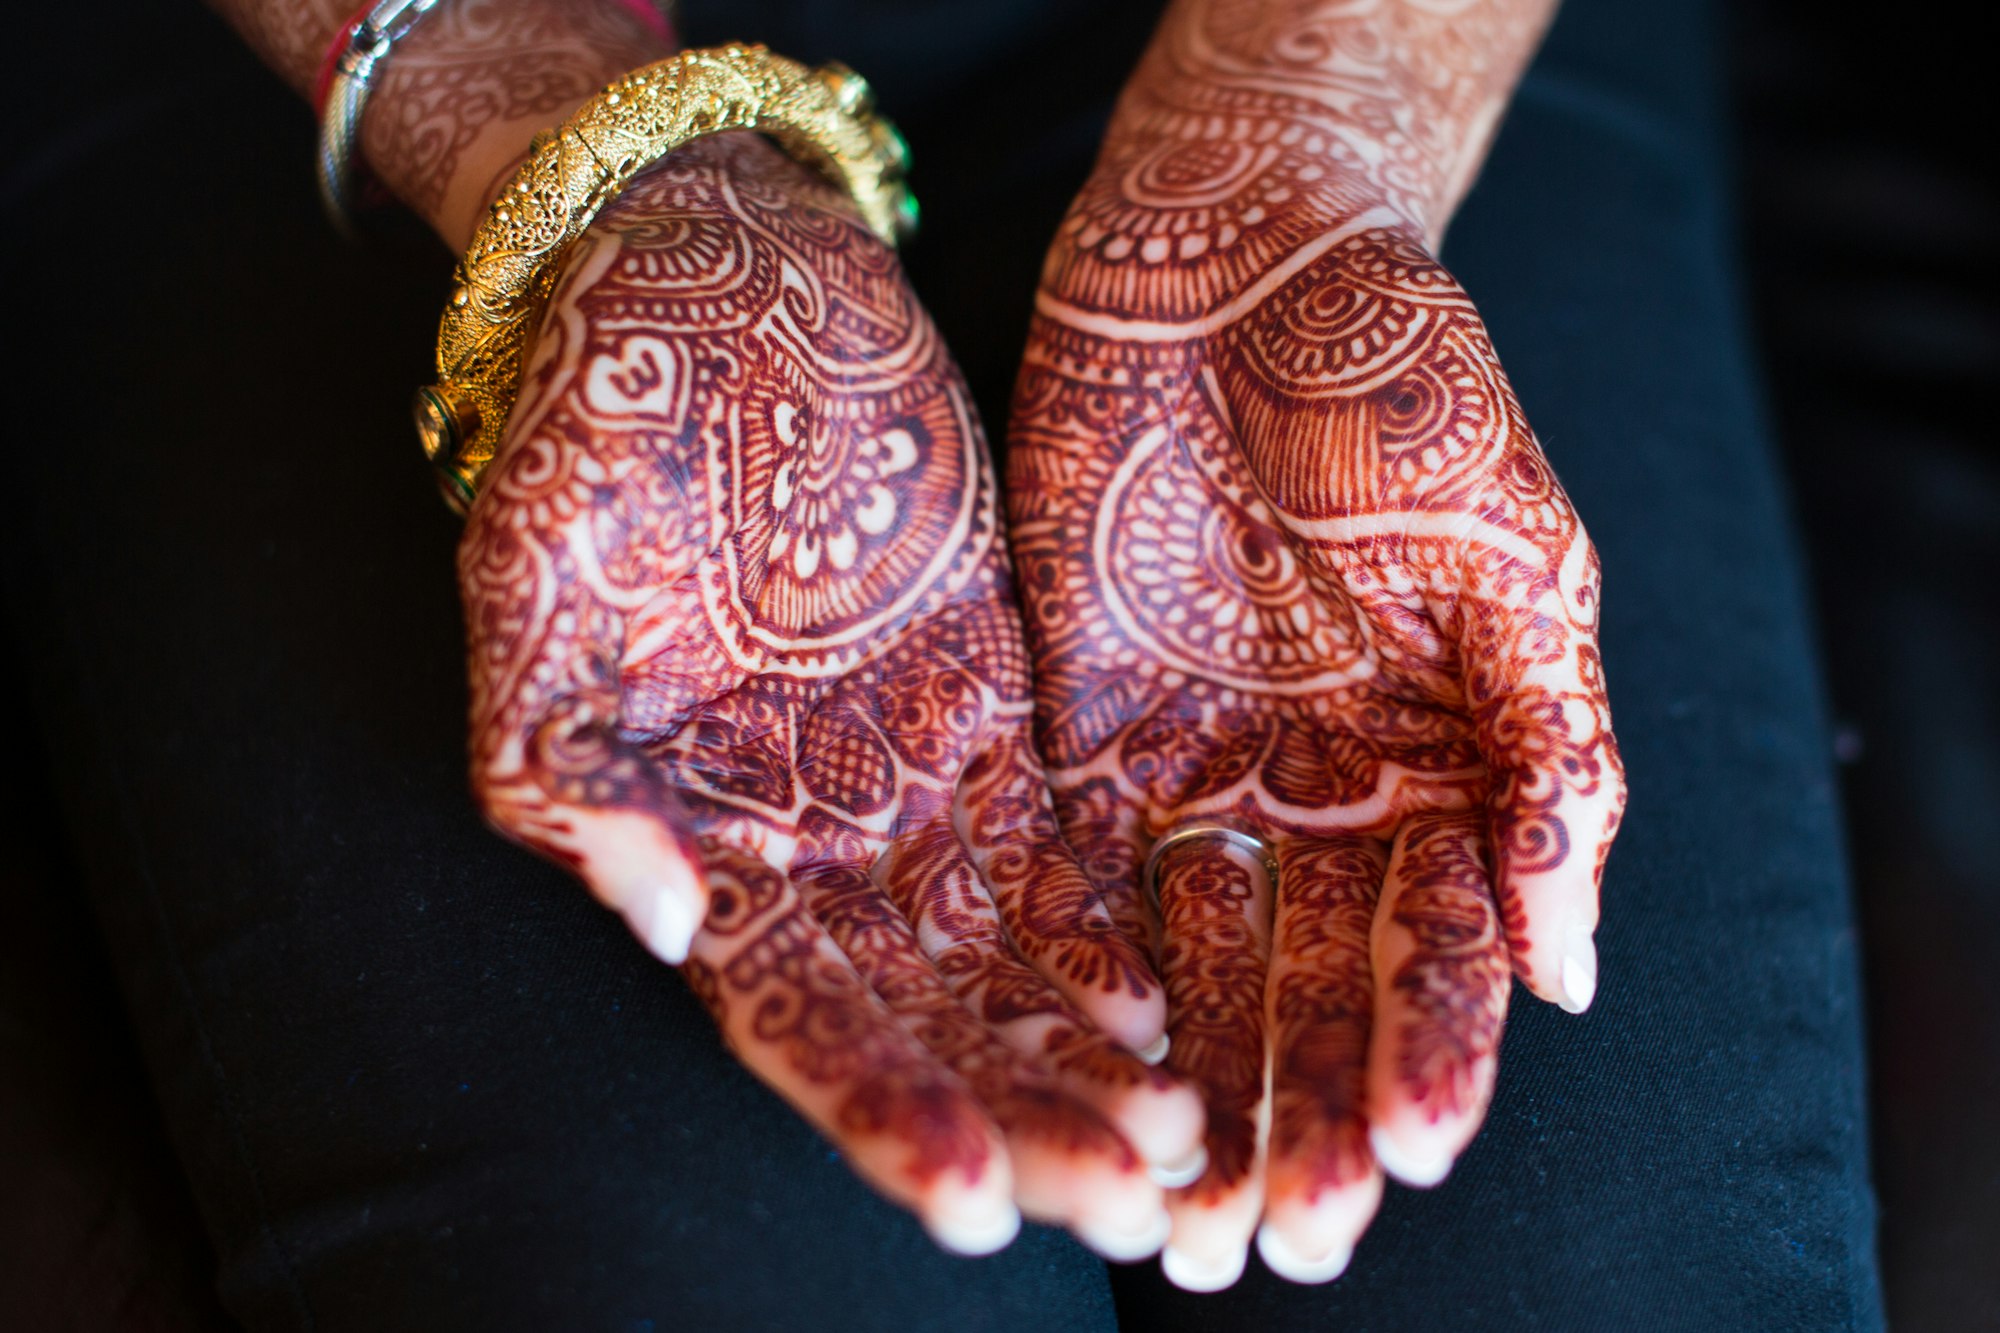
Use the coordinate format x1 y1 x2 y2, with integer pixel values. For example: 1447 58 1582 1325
312 0 678 227
312 4 372 118
315 0 677 115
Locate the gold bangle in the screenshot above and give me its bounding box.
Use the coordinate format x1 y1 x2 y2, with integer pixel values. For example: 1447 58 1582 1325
412 43 917 512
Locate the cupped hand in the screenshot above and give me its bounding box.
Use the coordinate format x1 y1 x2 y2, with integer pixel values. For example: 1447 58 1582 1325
457 132 1203 1256
1007 127 1627 1283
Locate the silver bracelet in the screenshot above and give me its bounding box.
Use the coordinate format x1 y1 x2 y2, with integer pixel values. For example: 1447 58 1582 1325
315 0 443 236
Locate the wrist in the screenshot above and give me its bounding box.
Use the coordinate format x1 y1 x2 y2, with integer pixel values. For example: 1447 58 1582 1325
1114 0 1553 245
359 0 677 249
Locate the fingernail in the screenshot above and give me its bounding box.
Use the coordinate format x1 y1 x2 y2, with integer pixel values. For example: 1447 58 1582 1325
1161 1243 1248 1292
1148 1143 1208 1188
634 888 696 965
1369 1125 1452 1188
927 1200 1021 1257
1075 1205 1171 1262
1256 1222 1353 1285
1134 1033 1171 1065
1559 914 1598 1014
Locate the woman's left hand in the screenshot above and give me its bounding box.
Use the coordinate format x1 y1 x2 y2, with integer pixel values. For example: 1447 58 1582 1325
1006 45 1626 1284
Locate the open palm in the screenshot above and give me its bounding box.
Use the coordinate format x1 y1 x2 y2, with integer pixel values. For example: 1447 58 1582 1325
1010 202 1625 1283
459 133 1201 1256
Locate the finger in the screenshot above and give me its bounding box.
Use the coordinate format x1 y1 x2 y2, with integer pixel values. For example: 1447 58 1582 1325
1461 528 1627 1011
459 550 709 964
1048 772 1157 966
791 828 1168 1259
879 799 1205 1177
1151 836 1273 1293
686 845 1018 1255
956 731 1168 1056
1364 812 1510 1189
1259 835 1385 1285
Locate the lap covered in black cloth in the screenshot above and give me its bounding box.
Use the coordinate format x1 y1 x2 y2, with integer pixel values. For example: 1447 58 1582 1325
1 0 1883 1328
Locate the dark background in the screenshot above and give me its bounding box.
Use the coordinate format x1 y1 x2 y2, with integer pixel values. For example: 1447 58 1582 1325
1731 4 2000 1326
2 0 1993 1327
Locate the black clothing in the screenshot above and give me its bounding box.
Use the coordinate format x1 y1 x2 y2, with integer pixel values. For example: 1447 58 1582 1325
5 0 1884 1328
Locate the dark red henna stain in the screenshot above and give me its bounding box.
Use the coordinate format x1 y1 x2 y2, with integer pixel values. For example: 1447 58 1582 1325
447 135 1163 1217
1268 839 1383 1197
699 846 996 1188
1385 816 1509 1121
1006 0 1623 1259
1155 847 1268 1202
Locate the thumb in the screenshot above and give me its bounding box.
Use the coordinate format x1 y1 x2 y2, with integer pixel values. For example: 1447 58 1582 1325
475 686 710 965
1458 525 1626 1012
462 552 709 963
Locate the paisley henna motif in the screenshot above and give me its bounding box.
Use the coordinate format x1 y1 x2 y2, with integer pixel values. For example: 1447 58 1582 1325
454 134 1199 1253
1267 837 1381 1197
1155 847 1269 1203
1007 0 1624 1287
1372 812 1510 1130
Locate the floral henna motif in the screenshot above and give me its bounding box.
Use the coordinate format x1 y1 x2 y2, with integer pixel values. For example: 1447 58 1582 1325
1360 810 1512 1192
1153 843 1272 1285
452 133 1193 1253
1266 838 1381 1194
1008 0 1623 1286
1158 859 1265 1197
690 846 995 1190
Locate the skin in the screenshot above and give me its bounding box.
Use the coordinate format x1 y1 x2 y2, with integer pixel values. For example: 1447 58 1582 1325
1008 0 1627 1288
206 0 1205 1257
210 0 1626 1281
460 134 1205 1252
207 0 669 247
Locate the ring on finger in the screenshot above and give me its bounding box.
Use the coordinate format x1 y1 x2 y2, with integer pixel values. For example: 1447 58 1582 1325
1141 821 1279 917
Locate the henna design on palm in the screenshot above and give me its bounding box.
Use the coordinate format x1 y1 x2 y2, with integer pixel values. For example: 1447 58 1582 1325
457 134 1202 1255
1008 0 1623 1288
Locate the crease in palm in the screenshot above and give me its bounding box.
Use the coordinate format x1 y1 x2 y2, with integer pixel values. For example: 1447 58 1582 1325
451 0 1625 1288
457 133 1202 1258
1003 0 1625 1288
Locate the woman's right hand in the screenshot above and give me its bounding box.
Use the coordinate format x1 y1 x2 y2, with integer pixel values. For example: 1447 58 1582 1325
458 132 1204 1257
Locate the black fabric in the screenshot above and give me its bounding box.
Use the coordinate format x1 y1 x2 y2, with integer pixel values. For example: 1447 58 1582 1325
2 0 1884 1328
1731 2 2000 1325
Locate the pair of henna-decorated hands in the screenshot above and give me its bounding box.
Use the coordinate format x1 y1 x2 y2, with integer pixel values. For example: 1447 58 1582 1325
300 0 1627 1289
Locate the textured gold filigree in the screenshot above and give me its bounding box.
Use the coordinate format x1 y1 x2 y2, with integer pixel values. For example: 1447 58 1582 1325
420 43 916 508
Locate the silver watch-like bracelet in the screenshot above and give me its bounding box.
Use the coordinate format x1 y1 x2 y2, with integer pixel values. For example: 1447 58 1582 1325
315 0 443 236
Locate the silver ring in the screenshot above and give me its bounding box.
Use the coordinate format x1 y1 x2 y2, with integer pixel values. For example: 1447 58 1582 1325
1141 823 1278 916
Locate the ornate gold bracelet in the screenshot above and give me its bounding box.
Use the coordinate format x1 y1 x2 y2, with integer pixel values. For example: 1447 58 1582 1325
412 44 916 511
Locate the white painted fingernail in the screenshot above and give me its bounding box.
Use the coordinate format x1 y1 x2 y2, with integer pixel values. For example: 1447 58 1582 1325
1161 1243 1248 1292
928 1200 1021 1257
1369 1125 1452 1188
1559 915 1598 1014
1134 1033 1171 1065
635 888 696 965
1075 1206 1171 1262
1256 1222 1353 1285
1148 1142 1208 1188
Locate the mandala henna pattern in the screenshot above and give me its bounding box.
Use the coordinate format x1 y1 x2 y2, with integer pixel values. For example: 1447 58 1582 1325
456 134 1185 1240
1008 0 1624 1277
